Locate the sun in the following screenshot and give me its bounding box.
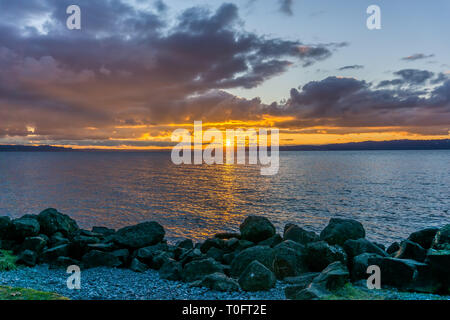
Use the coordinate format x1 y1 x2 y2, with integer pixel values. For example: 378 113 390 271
225 139 231 147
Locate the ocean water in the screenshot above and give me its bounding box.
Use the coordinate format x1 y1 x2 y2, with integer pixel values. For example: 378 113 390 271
0 150 448 245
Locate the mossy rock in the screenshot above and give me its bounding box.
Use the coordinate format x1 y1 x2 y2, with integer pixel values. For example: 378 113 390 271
0 286 68 300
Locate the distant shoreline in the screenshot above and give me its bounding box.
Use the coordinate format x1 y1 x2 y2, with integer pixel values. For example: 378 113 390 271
1 139 450 152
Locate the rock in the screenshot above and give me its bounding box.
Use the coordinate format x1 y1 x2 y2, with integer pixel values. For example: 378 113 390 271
238 260 276 292
37 208 79 237
239 216 276 243
284 272 320 285
351 253 383 281
111 249 130 265
87 242 115 252
49 233 69 247
368 256 427 289
200 238 226 254
312 261 349 291
235 240 254 251
17 249 37 266
135 243 168 266
283 224 319 245
394 240 427 262
150 251 172 270
52 256 80 268
179 248 204 266
69 235 100 259
272 243 308 279
320 218 365 246
432 224 450 250
82 250 122 268
224 238 239 251
21 236 47 253
113 221 165 249
206 247 224 262
274 240 305 253
230 245 275 277
387 242 400 255
0 216 12 239
176 239 194 250
200 272 240 292
159 259 182 280
304 241 347 272
258 234 283 247
373 242 386 251
12 216 40 238
408 227 439 249
343 238 388 259
130 258 148 273
286 282 331 300
91 226 115 236
181 258 224 282
41 244 70 261
424 249 450 293
214 232 241 240
222 252 236 265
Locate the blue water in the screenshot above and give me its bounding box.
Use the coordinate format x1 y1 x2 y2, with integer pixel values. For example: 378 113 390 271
0 150 448 245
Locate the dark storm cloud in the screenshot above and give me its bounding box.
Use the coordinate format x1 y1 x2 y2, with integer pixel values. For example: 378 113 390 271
0 1 342 144
338 65 364 71
271 76 450 132
0 1 448 146
401 53 435 61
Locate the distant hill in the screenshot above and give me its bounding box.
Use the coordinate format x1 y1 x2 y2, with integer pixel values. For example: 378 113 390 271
0 145 72 152
1 139 449 152
280 139 450 151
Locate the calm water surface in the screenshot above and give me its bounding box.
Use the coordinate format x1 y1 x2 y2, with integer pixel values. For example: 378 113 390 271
0 151 448 245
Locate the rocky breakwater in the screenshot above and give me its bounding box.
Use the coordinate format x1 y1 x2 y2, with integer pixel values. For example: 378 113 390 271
0 209 448 299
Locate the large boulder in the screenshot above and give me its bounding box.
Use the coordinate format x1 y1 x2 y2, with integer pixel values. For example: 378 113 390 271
17 249 37 266
408 227 439 249
272 242 308 279
351 253 382 281
230 245 275 277
82 250 122 268
181 258 224 282
368 256 427 289
41 244 70 261
159 259 182 281
113 221 165 249
283 224 319 245
343 238 388 259
386 242 400 255
238 260 276 292
423 250 450 293
134 243 169 267
21 236 47 253
240 216 275 243
285 282 330 300
37 208 79 237
320 218 365 246
130 258 148 273
312 261 349 291
304 241 347 272
200 273 240 292
0 216 12 239
432 224 450 250
393 240 427 262
12 215 40 238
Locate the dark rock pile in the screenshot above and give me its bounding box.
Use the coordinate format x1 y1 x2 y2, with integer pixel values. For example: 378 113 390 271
0 210 448 299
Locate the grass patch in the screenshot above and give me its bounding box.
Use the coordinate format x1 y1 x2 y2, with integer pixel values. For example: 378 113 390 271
0 250 17 271
323 283 386 300
0 286 68 300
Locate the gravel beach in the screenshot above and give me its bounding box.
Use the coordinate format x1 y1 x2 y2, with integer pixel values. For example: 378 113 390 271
1 265 449 300
0 265 287 300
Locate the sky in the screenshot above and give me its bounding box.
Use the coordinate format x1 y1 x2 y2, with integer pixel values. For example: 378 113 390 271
0 0 449 148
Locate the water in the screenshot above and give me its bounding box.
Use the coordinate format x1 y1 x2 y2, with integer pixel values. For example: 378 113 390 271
0 150 448 245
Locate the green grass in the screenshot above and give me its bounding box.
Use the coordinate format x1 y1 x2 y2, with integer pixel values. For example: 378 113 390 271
0 250 17 271
323 283 386 300
0 286 68 300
